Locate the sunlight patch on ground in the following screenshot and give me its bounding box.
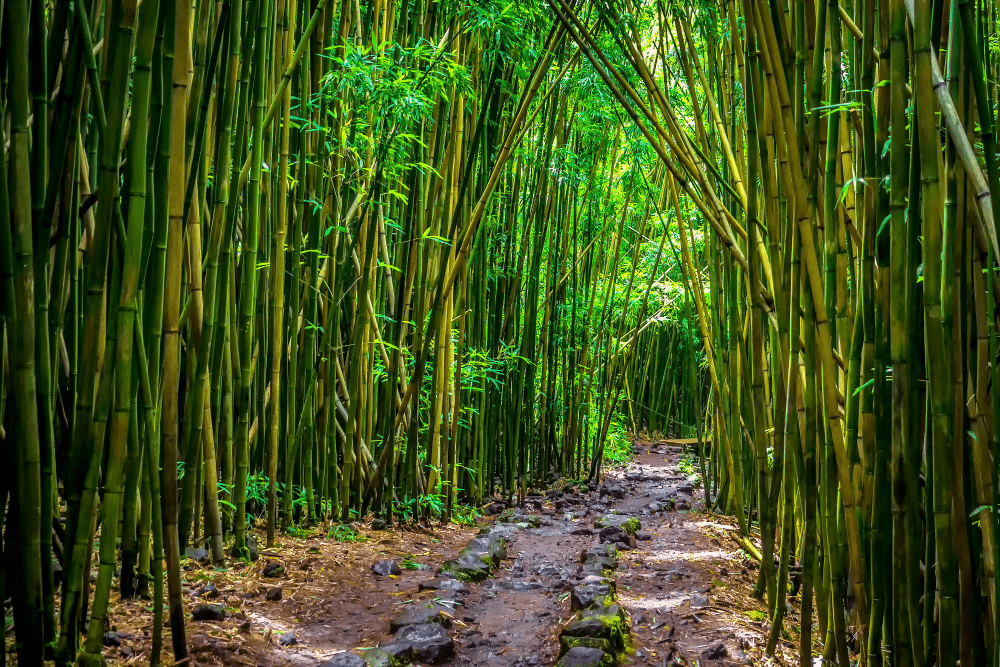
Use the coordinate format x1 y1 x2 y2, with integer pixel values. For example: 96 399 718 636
692 520 738 532
643 547 734 563
618 589 690 613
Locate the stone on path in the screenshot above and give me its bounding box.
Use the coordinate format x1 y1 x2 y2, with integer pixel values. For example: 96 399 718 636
418 577 469 594
392 623 455 663
389 603 454 633
185 547 210 563
191 603 226 621
262 561 284 578
371 559 402 576
556 646 613 667
318 653 367 667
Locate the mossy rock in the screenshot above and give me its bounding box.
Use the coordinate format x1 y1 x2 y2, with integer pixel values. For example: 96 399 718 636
570 580 615 611
361 648 400 667
511 514 542 528
440 553 491 582
593 515 639 532
559 635 613 655
562 607 629 651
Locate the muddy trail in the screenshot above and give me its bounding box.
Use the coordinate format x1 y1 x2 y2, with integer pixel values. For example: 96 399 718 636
145 442 797 667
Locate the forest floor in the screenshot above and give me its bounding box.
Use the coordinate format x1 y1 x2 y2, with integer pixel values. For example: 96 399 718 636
96 439 804 666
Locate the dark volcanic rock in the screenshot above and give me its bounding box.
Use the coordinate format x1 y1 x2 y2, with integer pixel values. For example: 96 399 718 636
598 526 628 544
702 641 728 661
102 632 121 647
371 559 403 577
371 518 389 531
635 530 652 541
378 642 414 662
198 582 220 599
389 603 454 633
393 623 455 663
441 533 508 581
599 484 625 500
229 535 260 561
185 547 210 563
318 653 367 667
556 646 613 667
191 603 226 621
265 586 283 601
419 577 469 594
677 483 695 494
278 631 298 646
262 561 284 578
570 580 613 611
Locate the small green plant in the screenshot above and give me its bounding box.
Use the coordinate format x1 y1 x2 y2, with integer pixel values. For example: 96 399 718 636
400 554 425 570
327 523 366 543
677 455 702 487
745 610 768 623
603 414 634 466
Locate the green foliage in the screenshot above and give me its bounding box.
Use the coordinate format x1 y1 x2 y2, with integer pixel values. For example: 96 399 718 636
327 523 367 543
603 414 634 466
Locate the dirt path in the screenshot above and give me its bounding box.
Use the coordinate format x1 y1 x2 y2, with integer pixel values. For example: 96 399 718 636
172 441 797 667
438 439 793 666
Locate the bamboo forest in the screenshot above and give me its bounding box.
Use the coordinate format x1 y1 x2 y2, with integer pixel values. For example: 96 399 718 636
6 0 1000 664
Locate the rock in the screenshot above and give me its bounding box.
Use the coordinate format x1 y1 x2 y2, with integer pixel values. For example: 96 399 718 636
440 534 508 581
196 582 219 599
371 518 389 531
486 502 506 515
593 515 640 534
598 485 620 500
571 527 594 536
702 642 728 661
419 577 469 594
503 514 542 528
360 648 396 667
691 594 709 608
598 526 628 544
119 646 135 659
371 559 402 577
278 631 298 647
229 535 260 561
319 654 367 667
555 646 613 667
266 586 283 601
561 605 628 651
102 631 121 647
378 642 414 662
262 561 285 578
389 603 453 633
677 483 695 494
635 530 652 541
393 623 454 663
185 547 210 563
192 603 226 621
570 580 614 611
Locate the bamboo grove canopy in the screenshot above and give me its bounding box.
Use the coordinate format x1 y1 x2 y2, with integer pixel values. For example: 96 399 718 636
2 0 1000 664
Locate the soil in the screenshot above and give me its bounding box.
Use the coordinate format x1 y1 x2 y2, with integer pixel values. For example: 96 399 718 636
93 439 804 666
